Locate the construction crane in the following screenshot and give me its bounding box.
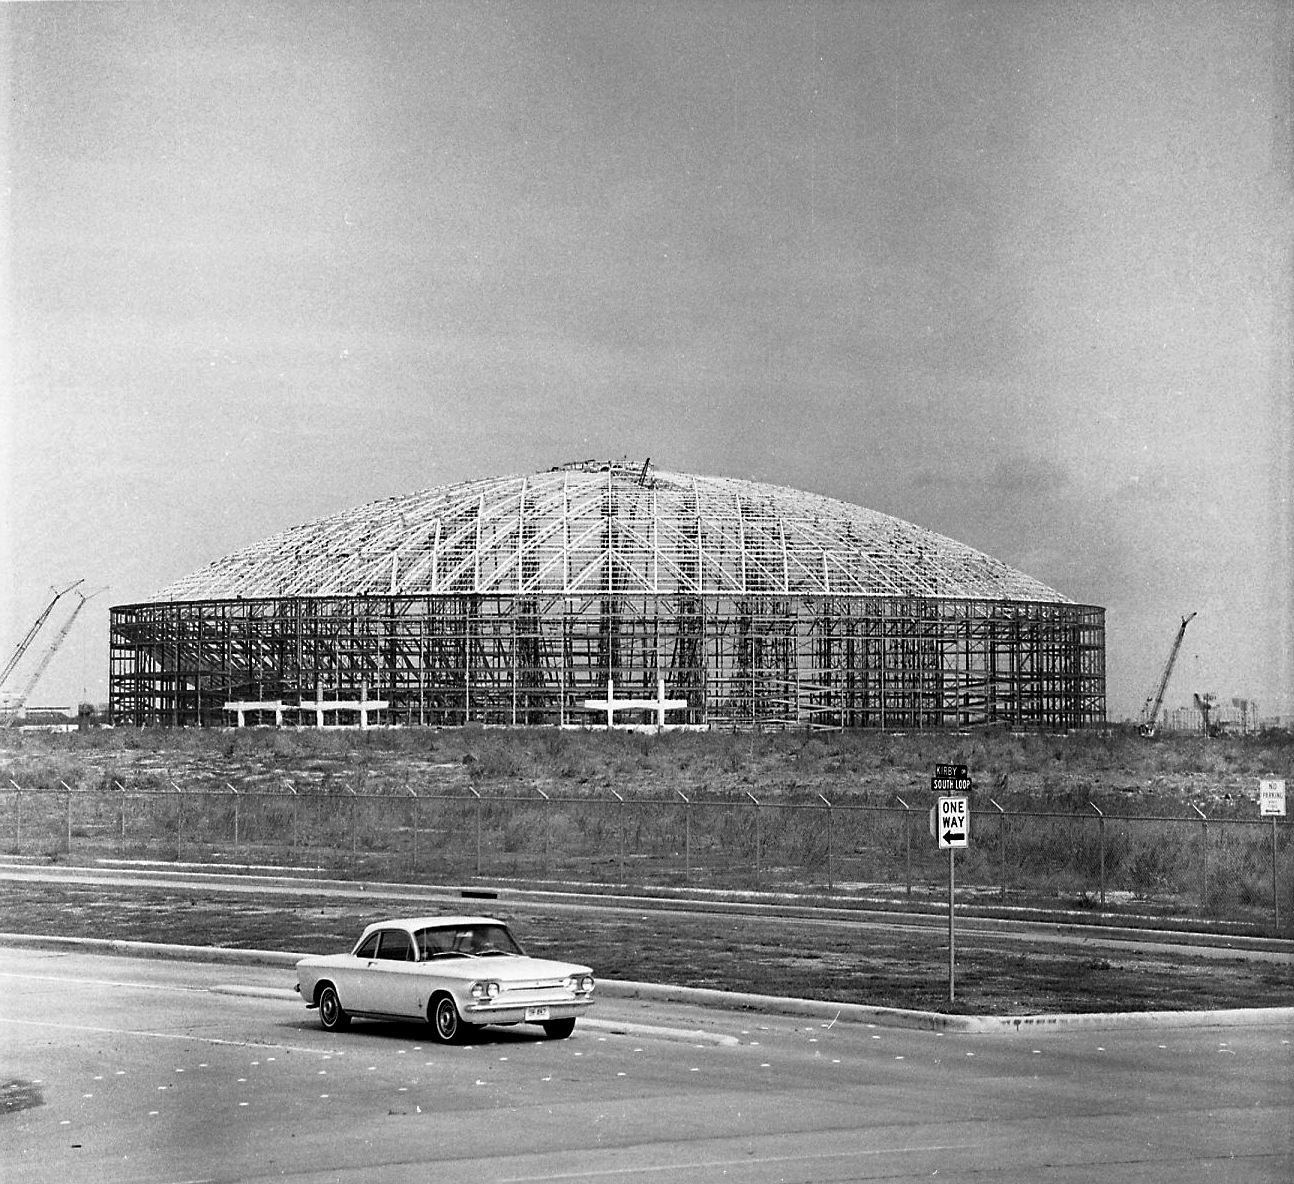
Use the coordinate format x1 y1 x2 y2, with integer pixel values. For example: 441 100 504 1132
0 579 84 691
1 587 100 728
1138 611 1196 737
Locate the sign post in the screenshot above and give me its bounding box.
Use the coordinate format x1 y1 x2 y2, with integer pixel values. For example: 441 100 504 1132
1260 779 1286 933
932 783 971 1001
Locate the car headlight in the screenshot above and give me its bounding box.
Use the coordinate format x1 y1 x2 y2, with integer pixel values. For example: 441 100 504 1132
469 980 501 1000
567 974 595 994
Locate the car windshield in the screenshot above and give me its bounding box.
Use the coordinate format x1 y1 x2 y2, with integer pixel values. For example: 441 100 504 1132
415 923 525 960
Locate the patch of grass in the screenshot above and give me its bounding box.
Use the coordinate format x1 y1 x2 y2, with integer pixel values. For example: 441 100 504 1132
1 880 1289 1016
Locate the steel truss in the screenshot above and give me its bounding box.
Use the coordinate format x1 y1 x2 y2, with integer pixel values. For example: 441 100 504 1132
110 594 1105 730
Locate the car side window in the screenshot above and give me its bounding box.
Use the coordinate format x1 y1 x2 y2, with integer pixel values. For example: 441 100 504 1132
355 933 380 959
376 930 413 961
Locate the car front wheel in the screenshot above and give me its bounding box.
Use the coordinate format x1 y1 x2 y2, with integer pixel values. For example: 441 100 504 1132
542 1017 577 1040
430 994 464 1043
317 984 350 1031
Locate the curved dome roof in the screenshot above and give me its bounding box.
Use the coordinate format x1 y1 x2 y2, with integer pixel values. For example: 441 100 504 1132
147 461 1070 604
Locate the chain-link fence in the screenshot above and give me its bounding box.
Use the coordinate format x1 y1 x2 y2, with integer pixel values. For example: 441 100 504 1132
2 780 1289 933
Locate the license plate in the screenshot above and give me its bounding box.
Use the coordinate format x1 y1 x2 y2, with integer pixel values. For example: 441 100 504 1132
525 1006 550 1022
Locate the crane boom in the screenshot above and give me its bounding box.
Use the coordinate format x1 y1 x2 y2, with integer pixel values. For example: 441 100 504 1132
0 579 85 691
1 589 97 727
1139 612 1196 737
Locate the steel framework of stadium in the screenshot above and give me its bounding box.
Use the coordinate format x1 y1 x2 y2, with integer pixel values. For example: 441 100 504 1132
109 462 1106 730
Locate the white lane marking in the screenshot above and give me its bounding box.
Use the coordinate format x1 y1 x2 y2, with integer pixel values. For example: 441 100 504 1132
499 1143 967 1181
4 970 299 1004
0 970 212 994
0 1017 336 1056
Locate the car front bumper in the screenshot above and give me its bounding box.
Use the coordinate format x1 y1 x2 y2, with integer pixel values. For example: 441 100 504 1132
465 995 594 1024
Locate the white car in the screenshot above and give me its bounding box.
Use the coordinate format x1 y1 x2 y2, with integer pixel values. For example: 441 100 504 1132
295 915 595 1042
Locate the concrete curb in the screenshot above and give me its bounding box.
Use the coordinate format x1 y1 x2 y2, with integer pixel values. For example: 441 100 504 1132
5 932 1292 1034
599 980 1294 1033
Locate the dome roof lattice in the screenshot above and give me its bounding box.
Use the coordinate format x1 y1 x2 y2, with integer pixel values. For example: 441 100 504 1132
148 461 1069 604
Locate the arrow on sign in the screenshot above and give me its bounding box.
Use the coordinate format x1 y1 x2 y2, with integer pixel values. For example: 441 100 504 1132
943 827 965 844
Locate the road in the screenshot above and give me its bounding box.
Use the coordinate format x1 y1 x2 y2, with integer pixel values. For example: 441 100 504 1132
1 947 1290 1183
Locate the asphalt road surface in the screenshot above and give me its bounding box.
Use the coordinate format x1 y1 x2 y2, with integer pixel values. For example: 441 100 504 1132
1 948 1290 1183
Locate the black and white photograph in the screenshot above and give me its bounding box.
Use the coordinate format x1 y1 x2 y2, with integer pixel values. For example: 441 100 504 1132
2 2 1291 1181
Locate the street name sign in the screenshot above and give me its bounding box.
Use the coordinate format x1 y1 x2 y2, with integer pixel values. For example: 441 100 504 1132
937 796 969 849
1259 779 1286 817
931 763 972 794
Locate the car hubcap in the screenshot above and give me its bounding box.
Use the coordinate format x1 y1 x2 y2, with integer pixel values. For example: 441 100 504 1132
436 1002 455 1039
321 993 336 1023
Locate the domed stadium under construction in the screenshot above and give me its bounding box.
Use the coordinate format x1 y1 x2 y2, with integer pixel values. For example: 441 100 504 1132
109 460 1106 730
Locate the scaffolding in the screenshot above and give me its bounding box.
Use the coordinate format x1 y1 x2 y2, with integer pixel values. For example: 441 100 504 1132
110 463 1106 729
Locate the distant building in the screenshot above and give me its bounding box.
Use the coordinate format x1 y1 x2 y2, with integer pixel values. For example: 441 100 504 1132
1162 699 1267 735
7 705 76 732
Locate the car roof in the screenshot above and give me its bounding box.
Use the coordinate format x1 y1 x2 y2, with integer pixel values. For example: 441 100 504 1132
358 915 506 936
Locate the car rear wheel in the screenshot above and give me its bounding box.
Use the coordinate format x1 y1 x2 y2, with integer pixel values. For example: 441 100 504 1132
430 994 464 1043
317 984 350 1031
542 1017 577 1040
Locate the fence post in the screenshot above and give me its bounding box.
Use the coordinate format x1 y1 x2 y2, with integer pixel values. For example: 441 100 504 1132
895 796 912 899
991 798 1007 901
819 794 833 890
746 792 761 885
225 783 240 853
8 780 21 854
1272 816 1280 936
611 790 625 884
1193 804 1208 913
284 780 299 863
470 788 482 875
347 786 358 875
59 780 74 854
113 780 127 852
1089 802 1105 906
170 781 184 861
408 786 419 876
536 787 551 876
675 790 691 881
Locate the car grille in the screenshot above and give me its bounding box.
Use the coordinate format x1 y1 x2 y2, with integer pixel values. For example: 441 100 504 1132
498 978 574 1003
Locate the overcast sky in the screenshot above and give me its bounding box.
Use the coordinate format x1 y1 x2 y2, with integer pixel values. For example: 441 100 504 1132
3 0 1291 723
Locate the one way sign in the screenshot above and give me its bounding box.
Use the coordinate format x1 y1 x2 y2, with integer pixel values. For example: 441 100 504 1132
935 796 969 849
